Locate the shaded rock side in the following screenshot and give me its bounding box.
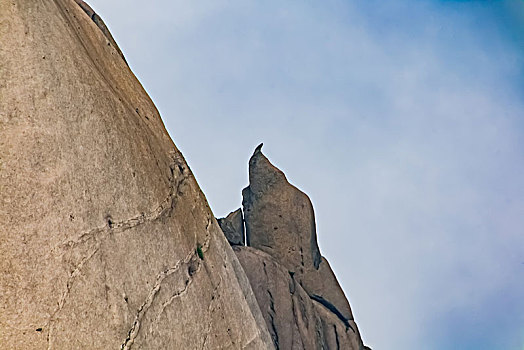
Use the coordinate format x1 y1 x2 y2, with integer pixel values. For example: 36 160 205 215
0 1 273 349
242 144 354 324
217 208 245 245
235 246 367 350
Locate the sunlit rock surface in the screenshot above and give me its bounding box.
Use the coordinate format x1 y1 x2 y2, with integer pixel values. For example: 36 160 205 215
219 145 369 349
0 1 369 349
0 1 272 348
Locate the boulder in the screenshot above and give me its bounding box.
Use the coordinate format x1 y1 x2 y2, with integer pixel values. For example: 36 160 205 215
217 208 245 246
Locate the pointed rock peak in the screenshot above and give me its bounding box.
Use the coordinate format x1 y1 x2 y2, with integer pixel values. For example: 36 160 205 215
248 144 287 195
236 144 368 350
243 144 321 271
254 142 264 155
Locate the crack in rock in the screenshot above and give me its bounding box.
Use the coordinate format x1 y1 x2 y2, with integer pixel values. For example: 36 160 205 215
121 218 214 350
261 261 280 349
52 154 189 251
309 295 354 332
151 259 202 327
45 245 100 349
267 289 279 349
241 335 260 349
120 249 194 350
44 153 189 348
73 0 128 65
334 324 340 350
200 275 223 350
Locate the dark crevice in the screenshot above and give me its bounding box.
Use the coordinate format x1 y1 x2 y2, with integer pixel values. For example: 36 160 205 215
135 107 148 120
334 324 340 350
267 290 279 349
188 260 198 277
310 294 353 332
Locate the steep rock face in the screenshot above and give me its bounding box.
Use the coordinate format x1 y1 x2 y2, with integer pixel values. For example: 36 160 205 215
242 145 354 324
73 0 126 63
0 1 272 349
219 145 369 349
242 144 321 271
234 246 324 350
235 246 366 350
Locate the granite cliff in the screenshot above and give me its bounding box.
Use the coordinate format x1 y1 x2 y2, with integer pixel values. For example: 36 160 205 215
0 1 367 348
218 145 369 350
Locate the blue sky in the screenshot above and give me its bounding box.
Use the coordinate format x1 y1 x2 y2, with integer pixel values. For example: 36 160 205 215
88 1 524 348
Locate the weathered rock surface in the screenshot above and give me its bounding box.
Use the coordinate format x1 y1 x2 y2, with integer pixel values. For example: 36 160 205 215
217 208 245 246
1 1 369 349
301 257 353 323
242 145 354 323
242 143 321 272
234 145 368 349
234 246 366 350
0 1 272 349
234 246 323 350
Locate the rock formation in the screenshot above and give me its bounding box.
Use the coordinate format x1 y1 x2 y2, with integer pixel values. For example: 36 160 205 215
1 1 368 349
0 1 272 348
217 209 245 246
218 145 369 349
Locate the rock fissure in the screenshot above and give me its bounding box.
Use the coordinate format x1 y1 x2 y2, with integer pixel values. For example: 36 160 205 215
53 0 129 107
310 295 353 332
45 245 100 349
153 259 202 325
54 156 188 256
121 217 213 350
43 156 190 347
200 275 223 350
120 249 193 350
267 289 279 349
334 324 340 350
154 277 192 322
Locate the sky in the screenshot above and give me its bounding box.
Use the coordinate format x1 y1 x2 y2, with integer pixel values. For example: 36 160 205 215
87 1 524 349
